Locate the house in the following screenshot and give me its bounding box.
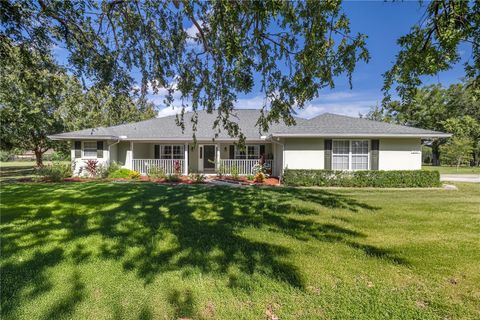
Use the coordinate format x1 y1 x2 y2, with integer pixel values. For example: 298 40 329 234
48 110 450 176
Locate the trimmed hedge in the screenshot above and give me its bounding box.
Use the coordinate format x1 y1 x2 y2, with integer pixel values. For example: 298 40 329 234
282 169 441 188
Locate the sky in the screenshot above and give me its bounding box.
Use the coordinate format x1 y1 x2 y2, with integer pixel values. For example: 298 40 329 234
53 1 469 119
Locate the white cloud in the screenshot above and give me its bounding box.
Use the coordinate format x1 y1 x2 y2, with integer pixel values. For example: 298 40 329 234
157 106 192 118
296 100 376 119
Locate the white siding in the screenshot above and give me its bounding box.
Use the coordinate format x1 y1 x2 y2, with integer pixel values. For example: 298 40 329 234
378 138 422 170
283 138 324 170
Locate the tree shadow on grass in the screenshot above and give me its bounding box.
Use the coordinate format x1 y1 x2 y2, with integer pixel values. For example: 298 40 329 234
0 182 406 319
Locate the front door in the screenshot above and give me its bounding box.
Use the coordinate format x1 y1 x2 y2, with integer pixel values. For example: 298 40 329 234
203 145 216 170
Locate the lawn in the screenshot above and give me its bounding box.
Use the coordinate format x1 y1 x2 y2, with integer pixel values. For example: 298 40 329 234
0 161 70 183
422 165 480 174
1 182 479 319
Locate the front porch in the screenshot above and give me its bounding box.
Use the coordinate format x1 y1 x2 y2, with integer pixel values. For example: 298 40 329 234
125 142 276 176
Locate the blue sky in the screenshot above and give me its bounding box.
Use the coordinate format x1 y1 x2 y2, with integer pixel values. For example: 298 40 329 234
53 1 469 119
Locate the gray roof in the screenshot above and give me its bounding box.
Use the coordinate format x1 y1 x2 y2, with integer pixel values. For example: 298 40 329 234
270 113 451 138
49 110 450 141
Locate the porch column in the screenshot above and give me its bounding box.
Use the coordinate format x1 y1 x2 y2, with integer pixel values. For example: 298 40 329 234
125 141 133 169
184 143 189 175
216 144 221 171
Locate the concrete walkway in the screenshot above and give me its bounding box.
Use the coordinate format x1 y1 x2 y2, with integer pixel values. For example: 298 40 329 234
440 174 480 183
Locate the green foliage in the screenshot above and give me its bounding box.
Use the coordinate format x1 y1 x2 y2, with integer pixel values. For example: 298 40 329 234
383 1 479 103
0 0 369 137
230 165 240 180
189 173 206 184
440 136 475 168
282 169 441 188
108 168 140 179
0 150 16 162
254 171 266 183
35 162 72 182
246 175 255 181
165 174 181 183
147 166 166 180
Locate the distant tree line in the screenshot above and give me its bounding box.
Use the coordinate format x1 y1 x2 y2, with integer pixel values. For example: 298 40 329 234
361 81 480 167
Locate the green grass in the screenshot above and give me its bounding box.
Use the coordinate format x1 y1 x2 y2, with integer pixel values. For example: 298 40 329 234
1 182 479 319
422 165 480 174
0 161 70 182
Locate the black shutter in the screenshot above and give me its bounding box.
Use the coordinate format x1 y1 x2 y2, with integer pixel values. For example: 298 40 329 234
260 145 266 157
229 145 235 159
74 141 81 158
371 139 379 170
154 145 160 159
97 141 104 158
324 139 332 170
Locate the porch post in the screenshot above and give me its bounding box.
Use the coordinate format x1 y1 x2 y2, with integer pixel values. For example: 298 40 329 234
127 141 133 170
184 143 189 175
216 143 221 171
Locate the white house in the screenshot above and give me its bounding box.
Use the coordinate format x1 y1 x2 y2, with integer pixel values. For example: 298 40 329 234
48 110 450 176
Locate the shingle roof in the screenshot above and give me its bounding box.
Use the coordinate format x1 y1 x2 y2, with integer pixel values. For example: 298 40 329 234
270 113 450 137
49 110 450 140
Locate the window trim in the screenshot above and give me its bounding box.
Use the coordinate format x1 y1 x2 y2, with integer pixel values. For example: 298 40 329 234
332 139 370 171
154 144 185 160
82 141 98 159
234 145 260 159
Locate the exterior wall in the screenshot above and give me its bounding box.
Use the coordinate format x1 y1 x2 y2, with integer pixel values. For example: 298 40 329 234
283 138 324 170
132 143 152 159
188 144 199 173
117 141 130 166
71 140 110 176
378 138 422 170
109 143 118 163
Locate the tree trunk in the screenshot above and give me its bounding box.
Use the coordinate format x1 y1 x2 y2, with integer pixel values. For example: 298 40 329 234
431 140 441 166
34 150 44 167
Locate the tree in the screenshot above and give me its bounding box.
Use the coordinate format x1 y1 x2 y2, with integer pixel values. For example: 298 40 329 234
0 0 369 140
440 136 474 169
442 116 480 166
359 103 394 122
383 0 479 104
0 42 157 166
381 81 480 166
0 45 70 166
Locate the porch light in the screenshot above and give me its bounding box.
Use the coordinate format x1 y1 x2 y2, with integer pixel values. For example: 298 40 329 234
119 135 127 139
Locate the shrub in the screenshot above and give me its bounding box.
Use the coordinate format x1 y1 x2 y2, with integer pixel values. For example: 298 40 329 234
165 174 181 183
246 175 255 181
282 169 441 188
108 168 140 179
173 160 182 175
230 165 240 180
103 161 122 178
84 159 99 177
0 150 15 162
147 165 166 180
254 171 266 183
189 172 206 183
35 161 72 182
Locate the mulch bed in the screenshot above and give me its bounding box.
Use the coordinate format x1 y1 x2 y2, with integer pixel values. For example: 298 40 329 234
211 176 280 186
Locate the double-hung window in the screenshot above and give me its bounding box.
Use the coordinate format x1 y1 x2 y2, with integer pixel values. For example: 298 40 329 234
83 141 97 158
332 140 369 170
157 145 184 159
235 145 260 159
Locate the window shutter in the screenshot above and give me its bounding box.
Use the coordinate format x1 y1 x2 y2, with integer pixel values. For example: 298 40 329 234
154 145 160 159
324 139 332 170
74 141 81 158
370 139 379 170
97 141 104 158
229 145 235 159
260 145 266 156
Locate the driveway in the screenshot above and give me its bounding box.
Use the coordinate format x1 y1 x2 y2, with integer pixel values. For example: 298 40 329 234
440 174 480 183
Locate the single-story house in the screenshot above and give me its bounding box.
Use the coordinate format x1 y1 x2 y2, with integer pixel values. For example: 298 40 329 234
48 110 450 176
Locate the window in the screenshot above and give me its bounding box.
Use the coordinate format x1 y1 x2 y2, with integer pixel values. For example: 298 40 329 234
332 140 349 170
351 140 369 170
157 144 184 159
332 140 369 170
83 141 97 158
235 145 260 159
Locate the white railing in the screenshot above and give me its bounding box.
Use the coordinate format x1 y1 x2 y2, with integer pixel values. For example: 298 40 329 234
219 159 274 175
132 159 184 175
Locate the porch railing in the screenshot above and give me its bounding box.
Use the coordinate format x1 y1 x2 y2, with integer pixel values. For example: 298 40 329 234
219 159 273 175
132 159 184 175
